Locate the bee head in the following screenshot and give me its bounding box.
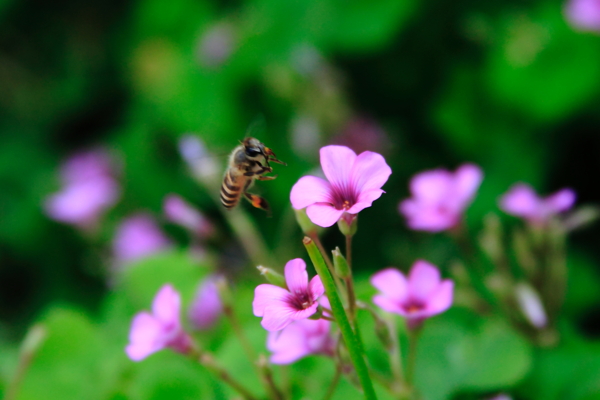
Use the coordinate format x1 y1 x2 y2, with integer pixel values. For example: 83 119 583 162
243 138 264 158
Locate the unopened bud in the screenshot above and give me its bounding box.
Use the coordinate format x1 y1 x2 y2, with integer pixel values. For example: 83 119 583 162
337 213 357 236
21 324 47 357
294 208 317 235
257 266 286 288
515 282 547 329
563 205 600 232
332 247 351 278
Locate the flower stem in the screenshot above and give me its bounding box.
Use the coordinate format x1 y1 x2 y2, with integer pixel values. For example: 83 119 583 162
4 324 46 400
257 354 285 400
198 352 260 400
405 326 422 387
309 231 345 296
222 303 257 362
344 234 357 321
304 236 378 400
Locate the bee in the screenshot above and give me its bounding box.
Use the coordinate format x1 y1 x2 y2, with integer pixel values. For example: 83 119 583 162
220 137 286 214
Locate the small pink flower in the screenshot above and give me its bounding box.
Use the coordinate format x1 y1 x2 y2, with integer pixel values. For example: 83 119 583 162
112 213 171 263
565 0 600 32
188 276 223 330
290 145 392 227
499 183 575 224
267 318 335 364
44 149 120 230
253 258 324 331
399 164 483 232
163 194 214 238
126 284 193 361
371 260 454 328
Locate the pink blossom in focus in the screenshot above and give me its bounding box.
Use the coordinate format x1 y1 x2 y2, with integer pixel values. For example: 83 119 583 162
399 164 483 232
267 318 335 364
290 145 392 227
565 0 600 32
371 260 454 329
253 258 324 331
163 194 214 238
125 284 193 361
188 276 223 330
112 213 171 263
499 183 575 224
44 149 120 230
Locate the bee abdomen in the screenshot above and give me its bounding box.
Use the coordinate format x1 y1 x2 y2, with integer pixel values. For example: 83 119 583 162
220 170 241 209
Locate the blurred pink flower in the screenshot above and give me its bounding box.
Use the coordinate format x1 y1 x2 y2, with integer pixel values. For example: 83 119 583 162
331 117 390 155
196 22 236 68
253 258 324 331
112 213 171 263
44 149 120 230
565 0 600 32
267 318 335 364
399 164 483 232
499 183 575 224
290 145 392 227
188 276 223 330
371 260 454 329
126 284 193 361
163 194 214 238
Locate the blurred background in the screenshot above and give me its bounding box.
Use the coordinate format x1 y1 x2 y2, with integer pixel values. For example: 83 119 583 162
1 0 600 399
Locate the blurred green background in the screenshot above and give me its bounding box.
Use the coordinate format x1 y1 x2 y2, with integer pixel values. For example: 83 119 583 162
1 0 600 398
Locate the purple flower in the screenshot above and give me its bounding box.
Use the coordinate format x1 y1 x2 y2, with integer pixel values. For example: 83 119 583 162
112 213 171 263
125 284 193 361
267 318 335 364
499 183 575 224
399 164 483 232
565 0 600 32
163 194 214 238
188 276 223 330
371 260 454 328
44 149 120 230
290 145 392 227
253 258 324 331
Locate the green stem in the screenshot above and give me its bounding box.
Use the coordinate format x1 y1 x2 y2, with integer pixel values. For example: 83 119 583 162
405 327 421 387
223 304 257 362
387 316 405 389
304 237 378 400
198 352 260 400
257 354 285 400
309 231 345 296
4 324 46 400
345 234 357 321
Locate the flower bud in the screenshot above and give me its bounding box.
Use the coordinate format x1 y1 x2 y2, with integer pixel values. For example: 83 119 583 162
337 213 357 236
332 247 351 278
294 208 318 235
256 266 287 288
515 282 547 329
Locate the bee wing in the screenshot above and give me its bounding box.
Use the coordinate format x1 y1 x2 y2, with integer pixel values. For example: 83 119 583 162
244 114 267 139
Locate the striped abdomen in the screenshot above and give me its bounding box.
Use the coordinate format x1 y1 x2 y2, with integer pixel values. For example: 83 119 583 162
220 168 244 209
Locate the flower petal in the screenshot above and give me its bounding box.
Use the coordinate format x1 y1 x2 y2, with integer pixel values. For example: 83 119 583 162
545 188 576 213
319 146 356 189
152 285 181 326
350 151 392 194
408 260 441 302
290 176 333 209
347 189 385 214
424 280 454 316
372 294 406 316
308 275 325 301
454 164 483 203
305 204 345 227
409 170 453 202
253 284 290 316
267 324 311 364
499 183 540 218
126 312 165 361
284 258 309 295
370 268 409 303
261 304 297 331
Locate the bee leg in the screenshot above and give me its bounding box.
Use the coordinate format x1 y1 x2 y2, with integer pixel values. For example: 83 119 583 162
244 165 272 177
267 156 286 166
257 175 277 181
243 191 271 215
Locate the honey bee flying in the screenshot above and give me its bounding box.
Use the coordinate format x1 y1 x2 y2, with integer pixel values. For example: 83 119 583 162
220 137 286 214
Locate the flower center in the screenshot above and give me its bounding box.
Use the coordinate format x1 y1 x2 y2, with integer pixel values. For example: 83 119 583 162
331 184 358 211
289 291 313 310
342 200 351 210
403 299 425 314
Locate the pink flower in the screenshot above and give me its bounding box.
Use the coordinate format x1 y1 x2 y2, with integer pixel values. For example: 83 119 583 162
565 0 600 32
112 213 171 263
371 260 454 328
125 284 193 361
399 164 483 232
267 318 335 364
499 183 575 224
253 258 325 331
163 194 214 238
188 276 223 330
290 145 392 227
44 149 120 230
